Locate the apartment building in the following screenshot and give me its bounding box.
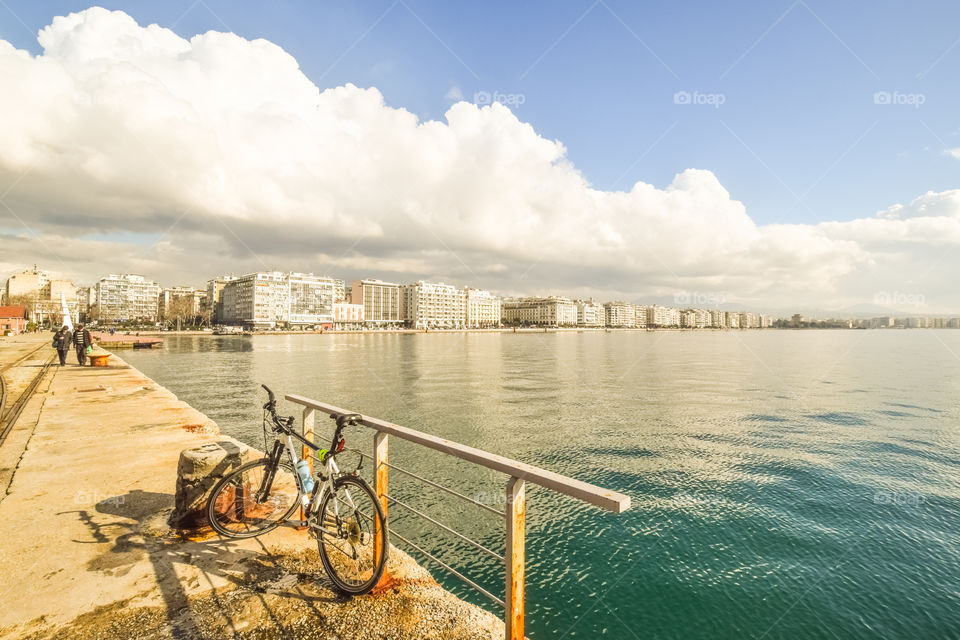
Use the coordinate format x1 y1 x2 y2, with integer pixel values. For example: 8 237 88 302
633 304 648 328
288 273 340 326
351 279 401 325
739 312 760 329
604 301 636 327
206 276 236 324
333 302 364 328
575 300 605 327
158 286 206 320
710 310 726 328
502 296 578 326
646 305 680 327
95 274 161 322
681 309 710 328
465 288 502 328
220 272 338 328
400 281 466 329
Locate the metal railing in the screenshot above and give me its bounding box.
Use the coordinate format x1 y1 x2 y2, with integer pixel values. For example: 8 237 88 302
286 393 631 640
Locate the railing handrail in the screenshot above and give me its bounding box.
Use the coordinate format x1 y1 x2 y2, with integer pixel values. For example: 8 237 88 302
285 394 630 513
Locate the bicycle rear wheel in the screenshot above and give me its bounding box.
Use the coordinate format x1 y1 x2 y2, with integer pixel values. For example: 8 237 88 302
207 458 301 538
315 475 388 594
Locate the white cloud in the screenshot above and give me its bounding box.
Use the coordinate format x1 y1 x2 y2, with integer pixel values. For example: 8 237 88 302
946 148 960 160
0 7 959 312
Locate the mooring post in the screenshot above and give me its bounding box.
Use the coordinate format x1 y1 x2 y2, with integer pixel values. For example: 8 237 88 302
506 476 526 640
374 430 389 583
300 406 315 523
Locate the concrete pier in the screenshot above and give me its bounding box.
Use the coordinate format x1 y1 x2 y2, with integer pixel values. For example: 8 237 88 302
0 345 503 639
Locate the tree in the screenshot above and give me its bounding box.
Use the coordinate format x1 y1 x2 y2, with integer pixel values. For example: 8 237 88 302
164 296 197 329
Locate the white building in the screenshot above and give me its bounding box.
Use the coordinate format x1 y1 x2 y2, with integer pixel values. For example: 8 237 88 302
575 300 605 327
220 272 338 328
633 305 648 328
710 310 726 328
351 279 401 325
206 276 236 324
604 301 636 327
95 274 161 322
400 281 466 329
288 273 339 326
647 305 680 327
502 297 578 326
465 288 502 328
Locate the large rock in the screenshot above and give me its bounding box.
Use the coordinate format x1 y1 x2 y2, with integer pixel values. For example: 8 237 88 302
170 438 259 529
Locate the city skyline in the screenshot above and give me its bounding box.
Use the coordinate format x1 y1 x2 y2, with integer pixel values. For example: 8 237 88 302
1 5 959 313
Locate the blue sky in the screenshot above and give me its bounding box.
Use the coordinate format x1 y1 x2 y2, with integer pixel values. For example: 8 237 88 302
2 0 958 226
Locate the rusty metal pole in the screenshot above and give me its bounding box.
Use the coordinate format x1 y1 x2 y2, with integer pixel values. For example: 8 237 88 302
374 430 389 584
506 476 526 640
300 407 315 525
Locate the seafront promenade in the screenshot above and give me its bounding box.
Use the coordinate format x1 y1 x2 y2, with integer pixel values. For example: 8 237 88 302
0 336 502 639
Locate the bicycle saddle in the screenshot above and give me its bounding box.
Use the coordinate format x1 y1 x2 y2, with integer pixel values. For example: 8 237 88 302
332 413 362 428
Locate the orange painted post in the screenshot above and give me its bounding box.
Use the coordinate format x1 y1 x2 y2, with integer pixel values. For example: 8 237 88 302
300 407 315 524
374 430 389 584
506 476 526 640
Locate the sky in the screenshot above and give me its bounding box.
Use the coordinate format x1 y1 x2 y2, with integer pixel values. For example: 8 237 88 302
0 1 958 314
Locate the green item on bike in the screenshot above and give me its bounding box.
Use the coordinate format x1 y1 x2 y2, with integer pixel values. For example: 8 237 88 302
318 448 329 462
85 345 93 355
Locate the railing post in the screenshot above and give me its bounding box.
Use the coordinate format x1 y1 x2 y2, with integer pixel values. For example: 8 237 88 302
505 476 525 640
374 430 389 584
300 407 315 524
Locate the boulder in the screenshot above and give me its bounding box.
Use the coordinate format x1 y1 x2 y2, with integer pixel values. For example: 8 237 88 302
169 438 259 529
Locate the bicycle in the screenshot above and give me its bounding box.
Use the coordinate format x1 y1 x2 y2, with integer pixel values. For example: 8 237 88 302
206 384 388 595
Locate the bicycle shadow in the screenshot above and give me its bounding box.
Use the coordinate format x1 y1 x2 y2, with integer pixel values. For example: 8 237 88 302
60 488 346 638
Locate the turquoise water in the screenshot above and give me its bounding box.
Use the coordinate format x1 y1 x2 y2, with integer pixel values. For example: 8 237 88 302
122 331 960 639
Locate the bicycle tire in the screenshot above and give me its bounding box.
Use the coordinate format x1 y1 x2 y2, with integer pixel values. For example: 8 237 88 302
315 475 388 594
207 458 301 538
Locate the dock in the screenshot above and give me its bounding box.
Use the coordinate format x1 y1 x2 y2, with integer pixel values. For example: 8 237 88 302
91 332 164 348
0 334 503 639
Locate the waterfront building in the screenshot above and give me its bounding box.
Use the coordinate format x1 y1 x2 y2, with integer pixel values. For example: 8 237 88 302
3 266 47 303
351 279 401 325
575 300 605 327
633 305 648 328
465 288 502 328
502 296 578 326
727 312 740 328
95 274 161 322
710 310 726 328
333 302 364 328
647 305 680 327
220 272 289 328
400 281 466 329
604 301 636 327
158 286 206 321
2 266 80 325
287 273 338 326
205 276 236 324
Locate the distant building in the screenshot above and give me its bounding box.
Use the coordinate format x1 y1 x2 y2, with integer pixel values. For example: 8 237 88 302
400 281 466 329
604 301 636 327
206 276 237 324
647 305 680 327
2 266 79 325
465 288 502 328
739 312 760 329
0 306 27 334
220 271 338 328
158 286 206 321
710 310 726 328
95 274 161 323
287 273 339 326
351 279 401 325
575 300 605 327
502 296 577 326
333 302 364 328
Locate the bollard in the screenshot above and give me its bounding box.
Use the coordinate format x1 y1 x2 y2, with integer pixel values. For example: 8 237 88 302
169 438 257 529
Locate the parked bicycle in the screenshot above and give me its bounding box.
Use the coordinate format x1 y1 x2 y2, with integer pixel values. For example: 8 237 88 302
206 384 388 594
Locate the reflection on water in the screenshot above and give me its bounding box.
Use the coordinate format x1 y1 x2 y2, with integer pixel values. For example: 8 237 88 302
123 331 960 639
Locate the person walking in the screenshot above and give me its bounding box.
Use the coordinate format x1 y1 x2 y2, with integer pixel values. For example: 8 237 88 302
52 325 72 366
73 323 92 365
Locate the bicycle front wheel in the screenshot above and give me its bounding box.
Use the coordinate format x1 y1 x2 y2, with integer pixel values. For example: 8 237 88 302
315 475 388 594
207 458 301 538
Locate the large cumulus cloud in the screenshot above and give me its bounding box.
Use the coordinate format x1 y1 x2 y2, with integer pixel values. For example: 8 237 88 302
0 7 957 312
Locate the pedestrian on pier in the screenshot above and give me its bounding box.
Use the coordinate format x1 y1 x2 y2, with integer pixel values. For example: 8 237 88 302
52 325 71 366
73 323 92 366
